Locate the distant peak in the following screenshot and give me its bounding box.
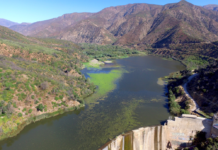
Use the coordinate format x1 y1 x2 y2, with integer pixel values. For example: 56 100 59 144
177 0 193 6
179 0 188 3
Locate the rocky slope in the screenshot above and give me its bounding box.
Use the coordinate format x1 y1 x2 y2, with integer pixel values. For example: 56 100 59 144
188 62 218 114
9 1 218 51
203 4 218 12
10 13 93 38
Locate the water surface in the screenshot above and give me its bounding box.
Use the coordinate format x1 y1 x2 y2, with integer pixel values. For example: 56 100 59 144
0 56 185 150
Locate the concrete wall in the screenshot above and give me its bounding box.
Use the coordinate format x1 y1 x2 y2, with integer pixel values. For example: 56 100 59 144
99 115 212 150
165 115 212 149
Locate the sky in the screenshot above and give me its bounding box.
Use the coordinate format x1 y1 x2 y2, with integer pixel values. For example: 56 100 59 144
1 0 218 23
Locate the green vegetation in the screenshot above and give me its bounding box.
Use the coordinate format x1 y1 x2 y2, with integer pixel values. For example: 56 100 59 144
36 104 44 112
18 113 22 117
146 47 216 71
0 26 98 139
80 43 146 61
0 39 63 55
28 109 32 114
77 99 142 149
88 69 122 96
183 56 209 70
166 71 193 116
83 61 104 69
166 59 218 117
191 131 218 150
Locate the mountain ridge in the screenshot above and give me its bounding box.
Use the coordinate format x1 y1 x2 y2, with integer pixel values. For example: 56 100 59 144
7 1 218 52
0 19 18 27
203 4 218 12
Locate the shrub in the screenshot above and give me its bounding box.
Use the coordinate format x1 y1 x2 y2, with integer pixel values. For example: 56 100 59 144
18 113 22 117
22 108 26 112
59 95 64 99
13 103 17 108
40 82 49 90
25 82 31 91
169 101 181 115
170 107 181 115
17 93 27 101
31 95 35 99
44 105 47 112
181 109 190 114
176 88 180 94
28 109 32 113
185 101 190 110
36 104 44 111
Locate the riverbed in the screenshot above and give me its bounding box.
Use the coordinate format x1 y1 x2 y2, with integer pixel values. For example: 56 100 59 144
0 56 185 150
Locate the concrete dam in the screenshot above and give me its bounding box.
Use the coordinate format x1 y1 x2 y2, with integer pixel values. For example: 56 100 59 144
99 114 212 150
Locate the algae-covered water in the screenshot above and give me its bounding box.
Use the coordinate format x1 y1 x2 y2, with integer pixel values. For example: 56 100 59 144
0 56 185 150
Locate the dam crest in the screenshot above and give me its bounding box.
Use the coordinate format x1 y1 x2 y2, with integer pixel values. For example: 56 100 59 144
100 114 214 150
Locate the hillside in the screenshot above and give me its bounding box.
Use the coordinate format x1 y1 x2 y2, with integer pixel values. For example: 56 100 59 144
203 4 218 12
188 63 218 115
9 1 218 55
0 19 18 28
0 25 144 140
0 26 97 139
10 13 93 38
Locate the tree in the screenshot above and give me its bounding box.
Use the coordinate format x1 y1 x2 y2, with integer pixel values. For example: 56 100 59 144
36 104 44 111
18 113 22 117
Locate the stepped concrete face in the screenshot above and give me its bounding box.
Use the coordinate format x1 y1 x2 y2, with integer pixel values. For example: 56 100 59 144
99 115 212 150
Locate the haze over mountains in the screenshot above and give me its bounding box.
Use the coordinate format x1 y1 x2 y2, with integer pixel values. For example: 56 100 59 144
0 19 18 27
4 0 218 51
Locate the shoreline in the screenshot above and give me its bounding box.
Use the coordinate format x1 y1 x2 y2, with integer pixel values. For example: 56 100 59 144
0 54 187 146
0 104 85 141
0 58 124 142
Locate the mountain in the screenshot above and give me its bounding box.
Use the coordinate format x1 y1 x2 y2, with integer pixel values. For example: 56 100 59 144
139 1 218 47
10 13 93 38
203 4 218 12
9 0 218 52
0 19 18 27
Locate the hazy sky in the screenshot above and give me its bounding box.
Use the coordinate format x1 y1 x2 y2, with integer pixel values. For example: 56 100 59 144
1 0 218 23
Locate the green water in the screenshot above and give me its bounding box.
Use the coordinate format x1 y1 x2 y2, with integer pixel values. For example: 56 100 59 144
0 56 185 150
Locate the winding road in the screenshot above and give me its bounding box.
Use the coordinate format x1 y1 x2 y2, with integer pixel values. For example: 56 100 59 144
183 73 199 111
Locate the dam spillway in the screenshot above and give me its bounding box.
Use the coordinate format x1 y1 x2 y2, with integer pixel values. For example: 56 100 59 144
100 114 212 150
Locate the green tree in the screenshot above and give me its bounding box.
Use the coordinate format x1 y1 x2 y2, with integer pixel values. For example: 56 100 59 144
18 113 22 117
36 104 44 111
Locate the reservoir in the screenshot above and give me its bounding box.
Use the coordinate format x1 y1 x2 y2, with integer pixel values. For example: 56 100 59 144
0 56 185 150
